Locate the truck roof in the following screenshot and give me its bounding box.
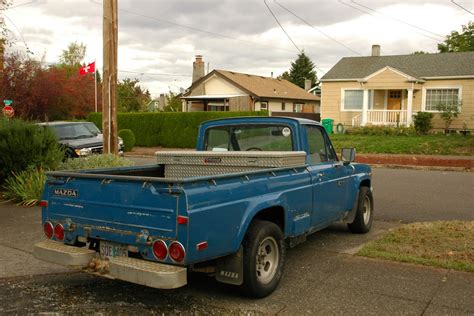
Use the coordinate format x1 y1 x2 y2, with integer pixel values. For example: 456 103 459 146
201 116 321 126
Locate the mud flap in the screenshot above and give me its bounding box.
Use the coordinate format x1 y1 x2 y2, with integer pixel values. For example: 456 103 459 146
344 188 360 224
215 246 243 285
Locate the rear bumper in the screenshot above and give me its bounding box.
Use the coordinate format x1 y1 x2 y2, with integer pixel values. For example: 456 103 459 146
33 240 187 289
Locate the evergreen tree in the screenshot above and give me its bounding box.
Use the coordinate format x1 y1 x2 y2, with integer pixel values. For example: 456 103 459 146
279 51 317 89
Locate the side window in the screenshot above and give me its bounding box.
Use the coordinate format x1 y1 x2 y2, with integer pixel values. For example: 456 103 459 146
305 126 328 164
324 134 337 162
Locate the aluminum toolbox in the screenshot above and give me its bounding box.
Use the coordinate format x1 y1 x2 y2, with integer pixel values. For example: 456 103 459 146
155 151 307 178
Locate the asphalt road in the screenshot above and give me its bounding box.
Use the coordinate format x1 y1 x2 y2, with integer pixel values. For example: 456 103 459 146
0 159 473 314
128 156 474 223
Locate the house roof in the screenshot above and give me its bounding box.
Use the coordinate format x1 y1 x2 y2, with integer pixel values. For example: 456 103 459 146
184 69 320 102
321 52 474 81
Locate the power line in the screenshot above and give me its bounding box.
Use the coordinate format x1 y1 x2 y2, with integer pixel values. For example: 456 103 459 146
350 0 445 40
337 0 441 42
89 0 296 54
0 12 32 54
450 0 473 15
263 0 301 53
274 0 362 56
9 0 38 9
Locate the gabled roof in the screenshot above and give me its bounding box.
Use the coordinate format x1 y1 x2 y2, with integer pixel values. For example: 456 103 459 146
321 52 474 81
184 69 320 101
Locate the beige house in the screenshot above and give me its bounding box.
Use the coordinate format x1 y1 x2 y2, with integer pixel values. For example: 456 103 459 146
320 46 474 131
182 56 320 116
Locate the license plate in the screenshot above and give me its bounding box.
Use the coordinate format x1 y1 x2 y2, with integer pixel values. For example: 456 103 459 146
99 241 128 259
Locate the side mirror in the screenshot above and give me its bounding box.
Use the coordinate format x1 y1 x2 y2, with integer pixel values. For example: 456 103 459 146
341 148 356 165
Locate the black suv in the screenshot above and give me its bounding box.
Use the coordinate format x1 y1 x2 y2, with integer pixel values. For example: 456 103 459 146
38 121 124 158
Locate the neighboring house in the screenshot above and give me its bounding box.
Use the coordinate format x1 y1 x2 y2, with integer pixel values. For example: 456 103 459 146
182 56 320 117
320 45 474 131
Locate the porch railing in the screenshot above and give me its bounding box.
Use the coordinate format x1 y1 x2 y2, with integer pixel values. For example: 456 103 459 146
352 110 408 127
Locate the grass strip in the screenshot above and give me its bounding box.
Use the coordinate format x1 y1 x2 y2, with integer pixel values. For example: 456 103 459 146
358 221 474 272
330 134 474 156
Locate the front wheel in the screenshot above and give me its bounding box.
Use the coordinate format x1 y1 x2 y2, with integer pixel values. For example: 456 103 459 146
241 220 285 298
348 186 374 234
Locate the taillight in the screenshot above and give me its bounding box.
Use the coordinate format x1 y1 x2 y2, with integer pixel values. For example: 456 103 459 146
152 240 168 260
40 200 48 208
169 241 186 262
54 223 64 241
43 221 54 239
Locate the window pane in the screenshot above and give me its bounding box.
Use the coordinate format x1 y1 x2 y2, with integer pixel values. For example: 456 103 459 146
344 90 363 110
305 126 328 164
425 89 459 111
205 125 293 151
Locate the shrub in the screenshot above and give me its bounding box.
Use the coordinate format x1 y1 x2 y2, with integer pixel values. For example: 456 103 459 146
58 154 134 170
118 129 136 152
2 167 47 206
0 119 64 182
2 154 135 206
413 112 433 134
345 125 417 136
435 103 461 131
87 111 267 148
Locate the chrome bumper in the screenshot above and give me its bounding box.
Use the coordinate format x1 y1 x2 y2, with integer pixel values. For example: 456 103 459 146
33 240 187 289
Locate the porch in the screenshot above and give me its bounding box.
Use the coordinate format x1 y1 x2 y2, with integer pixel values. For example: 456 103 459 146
350 88 417 127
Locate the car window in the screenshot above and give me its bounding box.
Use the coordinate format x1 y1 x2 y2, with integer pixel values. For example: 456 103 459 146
205 124 293 151
305 125 330 165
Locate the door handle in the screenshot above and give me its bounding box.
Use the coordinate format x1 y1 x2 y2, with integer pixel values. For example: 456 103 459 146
317 172 324 178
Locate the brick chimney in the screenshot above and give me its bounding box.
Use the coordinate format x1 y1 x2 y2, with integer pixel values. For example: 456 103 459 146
304 79 312 92
371 44 381 56
192 55 205 83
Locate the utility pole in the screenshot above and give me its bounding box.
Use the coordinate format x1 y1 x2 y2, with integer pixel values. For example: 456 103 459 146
102 0 118 154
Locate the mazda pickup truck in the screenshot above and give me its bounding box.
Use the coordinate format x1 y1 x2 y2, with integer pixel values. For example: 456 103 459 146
34 116 374 298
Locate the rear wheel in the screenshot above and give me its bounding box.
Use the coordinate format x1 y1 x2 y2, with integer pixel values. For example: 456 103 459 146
348 186 374 234
241 220 285 298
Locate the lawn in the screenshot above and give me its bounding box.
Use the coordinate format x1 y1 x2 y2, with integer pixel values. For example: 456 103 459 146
358 221 474 272
330 134 474 156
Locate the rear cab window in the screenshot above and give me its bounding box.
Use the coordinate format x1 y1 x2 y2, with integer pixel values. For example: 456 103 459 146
204 124 294 151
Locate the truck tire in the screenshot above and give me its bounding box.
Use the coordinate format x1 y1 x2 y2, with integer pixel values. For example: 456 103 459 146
241 220 285 298
348 186 374 234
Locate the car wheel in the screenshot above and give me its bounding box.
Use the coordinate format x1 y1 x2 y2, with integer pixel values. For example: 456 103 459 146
241 220 285 298
348 186 374 234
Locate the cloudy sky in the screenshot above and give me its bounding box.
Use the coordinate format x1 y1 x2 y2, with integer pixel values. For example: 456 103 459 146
3 0 473 98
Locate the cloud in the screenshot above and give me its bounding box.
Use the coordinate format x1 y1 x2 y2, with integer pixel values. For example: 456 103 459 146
4 0 472 95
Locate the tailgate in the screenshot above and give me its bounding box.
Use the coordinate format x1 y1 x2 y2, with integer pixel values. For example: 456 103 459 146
46 176 180 243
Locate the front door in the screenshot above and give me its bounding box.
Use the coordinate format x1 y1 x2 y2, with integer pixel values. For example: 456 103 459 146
387 90 402 110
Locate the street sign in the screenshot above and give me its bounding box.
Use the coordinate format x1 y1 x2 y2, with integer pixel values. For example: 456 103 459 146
3 100 13 106
2 105 14 118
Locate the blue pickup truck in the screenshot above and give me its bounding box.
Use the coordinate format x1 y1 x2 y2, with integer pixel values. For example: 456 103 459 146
34 116 373 298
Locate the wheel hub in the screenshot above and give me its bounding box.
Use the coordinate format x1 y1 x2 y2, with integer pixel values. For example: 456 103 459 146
255 237 279 284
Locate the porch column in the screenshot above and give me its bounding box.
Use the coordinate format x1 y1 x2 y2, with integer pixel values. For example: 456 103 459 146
361 89 369 126
406 88 413 126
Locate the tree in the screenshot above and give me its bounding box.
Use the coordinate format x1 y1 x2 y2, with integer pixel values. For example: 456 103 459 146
438 22 474 53
163 91 182 112
117 78 151 112
279 51 317 89
59 41 86 67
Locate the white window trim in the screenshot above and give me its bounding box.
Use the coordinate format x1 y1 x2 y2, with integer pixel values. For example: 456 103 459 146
340 88 364 112
421 86 462 113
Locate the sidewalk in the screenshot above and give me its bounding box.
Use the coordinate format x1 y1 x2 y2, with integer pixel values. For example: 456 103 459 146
127 147 474 169
1 202 472 314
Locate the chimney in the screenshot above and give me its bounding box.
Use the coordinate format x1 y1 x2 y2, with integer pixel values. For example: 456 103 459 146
192 55 205 83
159 93 166 110
372 44 381 56
304 79 312 92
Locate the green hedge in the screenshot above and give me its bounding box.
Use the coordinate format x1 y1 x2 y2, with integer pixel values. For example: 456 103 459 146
87 111 267 148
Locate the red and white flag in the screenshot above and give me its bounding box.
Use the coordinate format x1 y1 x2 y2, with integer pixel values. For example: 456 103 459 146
79 62 96 75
